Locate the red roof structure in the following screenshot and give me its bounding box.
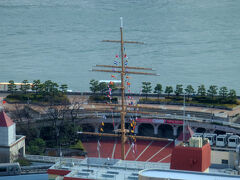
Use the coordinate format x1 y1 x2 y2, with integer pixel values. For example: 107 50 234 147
0 111 14 127
170 143 211 172
177 125 194 141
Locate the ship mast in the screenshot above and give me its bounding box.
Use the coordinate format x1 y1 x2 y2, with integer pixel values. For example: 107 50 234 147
92 17 158 160
120 17 126 159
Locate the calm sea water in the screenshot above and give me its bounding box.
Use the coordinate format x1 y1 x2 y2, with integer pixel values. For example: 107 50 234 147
1 0 240 94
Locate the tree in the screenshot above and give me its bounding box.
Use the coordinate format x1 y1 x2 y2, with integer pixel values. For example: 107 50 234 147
165 86 173 98
98 82 108 94
219 86 228 99
44 80 59 96
197 85 206 96
8 80 17 95
32 80 41 93
45 105 67 146
142 82 152 99
43 80 52 94
60 84 68 94
185 85 195 100
228 89 237 103
207 85 218 101
154 84 163 99
174 84 183 96
20 80 30 94
89 79 99 94
27 138 46 155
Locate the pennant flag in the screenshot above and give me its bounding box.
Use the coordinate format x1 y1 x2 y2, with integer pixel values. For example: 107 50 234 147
127 82 131 86
126 76 130 79
97 140 101 153
114 61 118 65
131 142 137 154
101 122 104 126
115 54 119 58
2 100 6 104
124 54 127 58
111 75 116 78
109 81 114 85
103 115 107 119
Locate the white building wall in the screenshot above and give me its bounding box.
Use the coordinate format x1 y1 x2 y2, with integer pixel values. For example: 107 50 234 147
211 150 237 168
0 136 25 163
10 137 25 162
8 124 16 145
0 126 9 146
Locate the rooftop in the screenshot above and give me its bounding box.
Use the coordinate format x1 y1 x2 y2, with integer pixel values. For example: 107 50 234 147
0 111 14 127
139 168 240 180
48 157 240 180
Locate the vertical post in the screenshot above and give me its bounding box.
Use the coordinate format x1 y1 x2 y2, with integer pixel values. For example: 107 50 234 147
183 93 186 143
120 17 126 160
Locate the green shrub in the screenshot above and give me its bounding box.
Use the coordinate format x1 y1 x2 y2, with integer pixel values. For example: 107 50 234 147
27 138 46 155
89 95 117 103
15 157 32 166
5 93 69 104
70 140 85 151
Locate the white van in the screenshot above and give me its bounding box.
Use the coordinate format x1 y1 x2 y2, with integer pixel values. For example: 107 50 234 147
228 135 240 148
204 133 217 146
216 134 228 147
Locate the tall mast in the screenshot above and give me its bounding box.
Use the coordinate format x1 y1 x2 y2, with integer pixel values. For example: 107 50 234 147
120 17 126 160
92 17 158 160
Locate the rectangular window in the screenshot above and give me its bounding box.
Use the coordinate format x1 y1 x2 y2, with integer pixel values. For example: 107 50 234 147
0 167 7 172
222 159 228 164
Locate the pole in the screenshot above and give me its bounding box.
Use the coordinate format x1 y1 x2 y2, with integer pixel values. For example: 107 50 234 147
120 17 126 160
183 93 186 143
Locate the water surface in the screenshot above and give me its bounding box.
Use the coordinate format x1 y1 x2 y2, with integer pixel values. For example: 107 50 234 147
0 0 240 94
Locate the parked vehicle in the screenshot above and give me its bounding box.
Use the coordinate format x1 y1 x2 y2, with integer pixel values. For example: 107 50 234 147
204 133 217 146
216 134 229 147
193 133 203 138
228 135 240 148
0 163 21 176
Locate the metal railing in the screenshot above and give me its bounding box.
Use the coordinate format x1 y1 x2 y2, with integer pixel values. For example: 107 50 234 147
25 155 84 164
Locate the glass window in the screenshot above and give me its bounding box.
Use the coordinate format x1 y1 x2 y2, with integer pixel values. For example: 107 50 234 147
9 167 14 172
229 139 236 142
222 159 228 164
0 167 7 172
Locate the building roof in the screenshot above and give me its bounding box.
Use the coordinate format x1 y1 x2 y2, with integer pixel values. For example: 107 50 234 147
48 157 240 180
0 111 14 127
139 169 240 180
